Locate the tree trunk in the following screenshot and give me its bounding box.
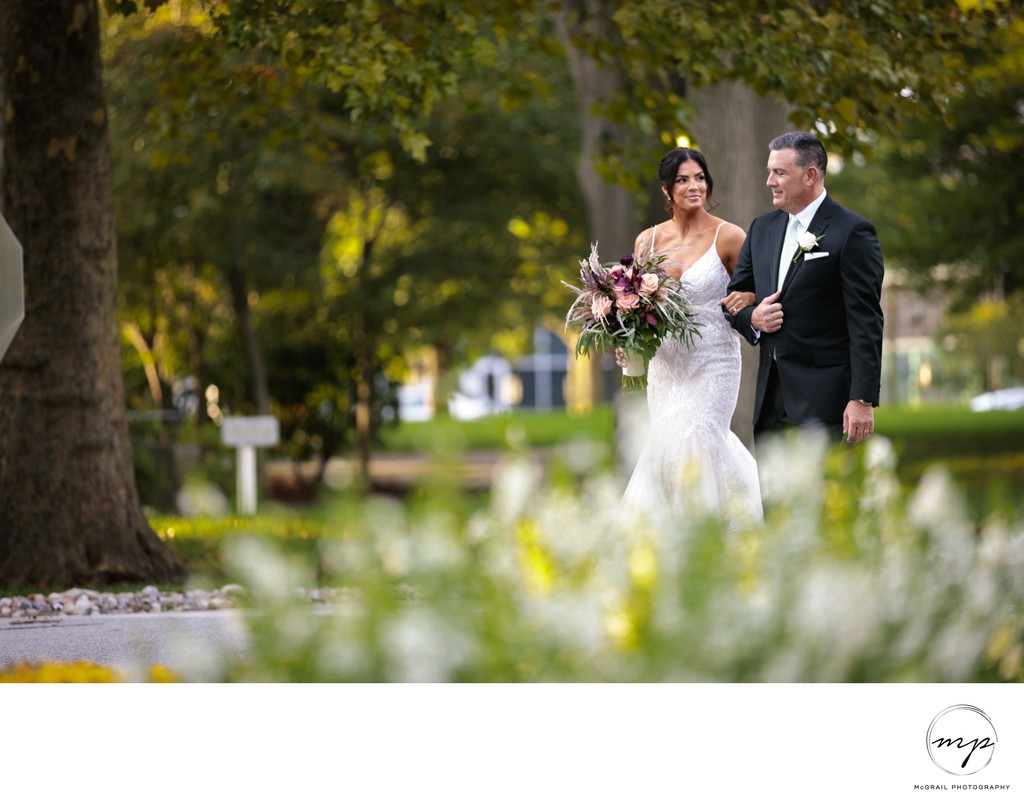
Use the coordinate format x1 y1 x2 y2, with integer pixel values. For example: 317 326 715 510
432 343 455 419
555 25 638 255
227 204 270 415
552 0 640 413
352 307 375 491
689 82 790 451
355 355 374 490
0 0 185 589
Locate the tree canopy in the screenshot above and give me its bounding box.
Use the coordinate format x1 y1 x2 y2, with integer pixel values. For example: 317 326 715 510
173 1 1019 181
830 13 1024 300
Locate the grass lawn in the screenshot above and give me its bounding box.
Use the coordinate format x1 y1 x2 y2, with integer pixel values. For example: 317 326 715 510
379 403 1024 521
380 406 616 452
382 402 1024 455
382 405 1024 509
873 406 1024 522
153 510 325 586
874 405 1024 457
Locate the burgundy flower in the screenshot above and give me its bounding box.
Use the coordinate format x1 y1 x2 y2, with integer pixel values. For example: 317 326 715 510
621 255 634 267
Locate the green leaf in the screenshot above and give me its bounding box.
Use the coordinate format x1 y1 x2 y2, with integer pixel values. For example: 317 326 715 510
833 96 859 125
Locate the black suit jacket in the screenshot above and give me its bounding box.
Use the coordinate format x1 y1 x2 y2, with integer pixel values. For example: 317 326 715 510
727 194 884 427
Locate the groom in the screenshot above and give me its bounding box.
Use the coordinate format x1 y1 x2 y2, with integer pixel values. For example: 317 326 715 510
723 131 884 445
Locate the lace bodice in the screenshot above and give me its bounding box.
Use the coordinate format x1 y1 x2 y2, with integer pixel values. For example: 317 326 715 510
640 222 737 356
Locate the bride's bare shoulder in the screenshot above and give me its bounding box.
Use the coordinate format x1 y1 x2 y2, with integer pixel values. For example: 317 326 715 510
713 219 747 271
633 224 656 253
635 219 673 246
715 220 746 249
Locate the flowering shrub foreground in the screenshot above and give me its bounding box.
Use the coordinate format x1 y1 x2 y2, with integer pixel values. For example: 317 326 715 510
161 432 1023 684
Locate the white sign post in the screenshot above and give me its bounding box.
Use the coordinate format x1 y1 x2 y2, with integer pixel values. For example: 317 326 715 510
221 416 280 515
0 212 25 363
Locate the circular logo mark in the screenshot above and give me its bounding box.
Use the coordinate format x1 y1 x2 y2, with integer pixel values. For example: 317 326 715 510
927 705 997 776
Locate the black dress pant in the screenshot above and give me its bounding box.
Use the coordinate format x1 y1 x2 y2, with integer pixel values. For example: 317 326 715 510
754 358 790 438
754 359 845 445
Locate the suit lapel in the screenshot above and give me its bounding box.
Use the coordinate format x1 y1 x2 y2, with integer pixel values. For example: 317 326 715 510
780 196 834 296
766 211 789 292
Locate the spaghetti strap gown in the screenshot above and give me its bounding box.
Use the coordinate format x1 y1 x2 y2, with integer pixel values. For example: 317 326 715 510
621 223 763 527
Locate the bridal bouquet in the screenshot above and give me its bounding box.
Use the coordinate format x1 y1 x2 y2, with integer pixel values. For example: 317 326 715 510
564 244 700 391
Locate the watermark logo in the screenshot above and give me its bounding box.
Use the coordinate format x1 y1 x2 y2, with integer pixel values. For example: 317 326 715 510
926 705 997 776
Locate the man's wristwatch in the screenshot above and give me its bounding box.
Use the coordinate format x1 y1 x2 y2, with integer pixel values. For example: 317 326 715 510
855 399 874 407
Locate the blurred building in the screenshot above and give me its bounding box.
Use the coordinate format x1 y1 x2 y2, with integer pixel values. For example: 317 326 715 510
399 323 619 421
880 273 948 405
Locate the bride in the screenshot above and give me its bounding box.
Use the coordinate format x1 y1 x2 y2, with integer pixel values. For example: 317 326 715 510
618 147 762 526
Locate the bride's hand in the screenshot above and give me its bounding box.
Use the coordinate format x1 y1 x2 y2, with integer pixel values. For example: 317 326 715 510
720 291 755 315
614 347 627 368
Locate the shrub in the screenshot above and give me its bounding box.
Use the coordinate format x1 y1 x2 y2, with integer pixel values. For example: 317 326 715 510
168 436 1024 683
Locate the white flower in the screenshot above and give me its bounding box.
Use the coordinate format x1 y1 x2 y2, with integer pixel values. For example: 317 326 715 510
796 231 819 252
382 607 475 682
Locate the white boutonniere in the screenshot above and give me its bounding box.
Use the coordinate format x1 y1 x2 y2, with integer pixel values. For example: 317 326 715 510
792 231 822 265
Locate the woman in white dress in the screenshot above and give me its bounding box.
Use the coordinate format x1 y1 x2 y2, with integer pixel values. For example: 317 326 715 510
618 148 762 526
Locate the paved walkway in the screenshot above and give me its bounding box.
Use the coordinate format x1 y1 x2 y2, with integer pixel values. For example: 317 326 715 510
0 611 249 672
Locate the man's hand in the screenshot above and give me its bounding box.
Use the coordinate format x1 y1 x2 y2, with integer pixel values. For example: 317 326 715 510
843 400 874 443
751 290 783 333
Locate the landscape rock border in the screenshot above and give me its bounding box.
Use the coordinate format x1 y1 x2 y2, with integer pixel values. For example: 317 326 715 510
0 584 246 619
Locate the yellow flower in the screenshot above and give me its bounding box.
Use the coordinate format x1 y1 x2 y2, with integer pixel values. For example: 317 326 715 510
0 660 179 683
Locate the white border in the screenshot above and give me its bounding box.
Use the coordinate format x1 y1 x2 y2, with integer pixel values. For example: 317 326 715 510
2 683 1021 806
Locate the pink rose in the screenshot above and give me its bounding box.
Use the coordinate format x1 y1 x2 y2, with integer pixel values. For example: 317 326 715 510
591 296 613 319
639 273 659 295
616 293 640 311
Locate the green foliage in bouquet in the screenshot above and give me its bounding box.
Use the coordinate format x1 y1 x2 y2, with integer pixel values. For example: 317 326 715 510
564 245 700 392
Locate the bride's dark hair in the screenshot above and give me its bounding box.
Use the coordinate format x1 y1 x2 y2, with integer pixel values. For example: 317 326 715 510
659 147 717 210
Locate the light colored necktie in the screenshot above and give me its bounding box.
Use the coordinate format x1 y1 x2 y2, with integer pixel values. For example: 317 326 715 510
777 215 800 291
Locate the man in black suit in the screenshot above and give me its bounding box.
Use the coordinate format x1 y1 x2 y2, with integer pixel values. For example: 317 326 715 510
721 131 884 445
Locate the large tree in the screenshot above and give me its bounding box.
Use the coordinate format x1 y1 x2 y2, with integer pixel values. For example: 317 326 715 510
0 0 184 588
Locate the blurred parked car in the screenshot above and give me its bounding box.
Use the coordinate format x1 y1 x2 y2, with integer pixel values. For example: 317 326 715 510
969 387 1024 412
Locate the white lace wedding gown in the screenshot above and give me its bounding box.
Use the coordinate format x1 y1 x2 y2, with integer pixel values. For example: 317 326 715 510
621 223 763 527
